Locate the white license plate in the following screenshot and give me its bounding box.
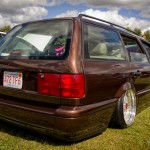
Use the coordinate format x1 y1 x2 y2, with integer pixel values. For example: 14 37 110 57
3 71 23 89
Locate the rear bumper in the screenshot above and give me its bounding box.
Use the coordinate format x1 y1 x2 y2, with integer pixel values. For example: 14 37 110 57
0 97 117 142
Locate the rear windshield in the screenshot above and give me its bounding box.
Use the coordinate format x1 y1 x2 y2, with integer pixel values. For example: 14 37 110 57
0 20 72 60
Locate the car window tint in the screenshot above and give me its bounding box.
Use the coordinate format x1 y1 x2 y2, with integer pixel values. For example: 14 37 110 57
84 24 125 60
121 36 149 63
0 21 72 60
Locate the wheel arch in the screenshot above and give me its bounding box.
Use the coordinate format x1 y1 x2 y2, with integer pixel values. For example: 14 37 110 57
114 82 136 98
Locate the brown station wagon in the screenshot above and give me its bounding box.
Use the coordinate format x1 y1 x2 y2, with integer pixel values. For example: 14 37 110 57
0 14 150 142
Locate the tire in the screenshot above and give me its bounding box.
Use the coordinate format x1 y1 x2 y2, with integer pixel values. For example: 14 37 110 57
114 89 137 128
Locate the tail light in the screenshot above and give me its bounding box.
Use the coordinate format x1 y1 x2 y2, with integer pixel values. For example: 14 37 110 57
60 74 85 98
38 73 85 98
38 74 60 96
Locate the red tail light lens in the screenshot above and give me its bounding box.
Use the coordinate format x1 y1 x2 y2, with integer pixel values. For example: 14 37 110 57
61 74 85 98
38 73 85 98
38 73 60 96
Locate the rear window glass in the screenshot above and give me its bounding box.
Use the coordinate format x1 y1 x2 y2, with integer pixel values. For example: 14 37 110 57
0 20 72 60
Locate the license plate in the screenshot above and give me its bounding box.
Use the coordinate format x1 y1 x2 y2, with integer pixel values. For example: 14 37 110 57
3 71 23 89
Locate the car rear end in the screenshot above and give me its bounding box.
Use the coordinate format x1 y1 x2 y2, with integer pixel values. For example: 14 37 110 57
0 18 116 142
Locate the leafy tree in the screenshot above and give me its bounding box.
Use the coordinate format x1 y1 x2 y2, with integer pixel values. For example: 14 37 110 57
134 28 142 36
0 25 11 32
126 27 141 36
127 27 133 32
143 30 150 42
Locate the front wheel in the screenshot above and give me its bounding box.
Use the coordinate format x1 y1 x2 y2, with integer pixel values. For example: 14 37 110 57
114 89 137 128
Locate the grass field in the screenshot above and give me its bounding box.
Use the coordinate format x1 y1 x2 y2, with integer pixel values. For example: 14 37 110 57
0 107 149 150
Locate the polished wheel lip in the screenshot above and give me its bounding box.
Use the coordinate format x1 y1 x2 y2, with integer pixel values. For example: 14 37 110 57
123 89 136 126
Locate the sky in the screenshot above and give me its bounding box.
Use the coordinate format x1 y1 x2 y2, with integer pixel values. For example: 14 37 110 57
0 0 150 32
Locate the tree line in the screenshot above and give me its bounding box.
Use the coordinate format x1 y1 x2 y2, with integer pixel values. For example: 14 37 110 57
0 25 150 42
127 27 150 42
0 25 11 33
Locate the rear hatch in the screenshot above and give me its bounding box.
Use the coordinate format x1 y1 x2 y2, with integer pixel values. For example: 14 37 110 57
0 19 74 105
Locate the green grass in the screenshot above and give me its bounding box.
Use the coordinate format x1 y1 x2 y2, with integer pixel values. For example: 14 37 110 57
0 107 150 150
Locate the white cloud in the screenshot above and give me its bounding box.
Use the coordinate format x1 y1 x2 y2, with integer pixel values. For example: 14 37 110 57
65 0 150 9
0 15 12 28
64 0 150 18
0 0 47 14
0 0 49 28
56 9 150 32
1 0 150 16
48 0 65 6
143 27 150 33
56 10 78 18
0 0 149 31
0 1 48 28
11 7 48 24
0 0 63 14
0 0 68 28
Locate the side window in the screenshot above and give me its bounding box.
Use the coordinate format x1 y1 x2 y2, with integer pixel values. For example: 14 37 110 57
84 24 125 60
121 36 149 63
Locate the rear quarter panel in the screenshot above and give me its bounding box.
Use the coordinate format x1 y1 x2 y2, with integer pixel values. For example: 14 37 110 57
83 60 131 104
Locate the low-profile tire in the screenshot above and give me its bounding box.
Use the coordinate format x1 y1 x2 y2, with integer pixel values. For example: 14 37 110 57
114 89 137 128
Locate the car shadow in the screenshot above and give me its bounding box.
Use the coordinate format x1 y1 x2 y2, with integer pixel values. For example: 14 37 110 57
0 120 72 146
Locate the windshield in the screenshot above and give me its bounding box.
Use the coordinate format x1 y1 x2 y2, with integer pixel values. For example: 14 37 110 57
0 20 72 60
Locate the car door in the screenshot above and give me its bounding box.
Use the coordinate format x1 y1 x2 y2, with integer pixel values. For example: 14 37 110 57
82 23 130 105
120 34 150 111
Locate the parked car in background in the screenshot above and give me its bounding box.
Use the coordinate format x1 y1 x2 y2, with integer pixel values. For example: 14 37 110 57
0 31 6 38
0 14 149 142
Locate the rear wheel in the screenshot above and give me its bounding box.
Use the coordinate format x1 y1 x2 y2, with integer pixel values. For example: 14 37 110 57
115 89 137 128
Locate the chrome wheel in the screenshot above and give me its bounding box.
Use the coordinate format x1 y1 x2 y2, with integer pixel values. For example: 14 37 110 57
123 89 136 126
112 88 137 128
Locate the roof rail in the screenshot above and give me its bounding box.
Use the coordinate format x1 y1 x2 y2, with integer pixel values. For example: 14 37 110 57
78 14 138 36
